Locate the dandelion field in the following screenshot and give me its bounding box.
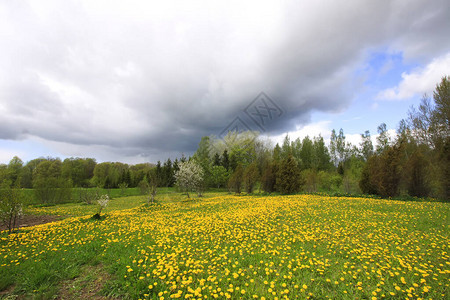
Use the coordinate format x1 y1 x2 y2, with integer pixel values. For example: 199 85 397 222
0 194 449 299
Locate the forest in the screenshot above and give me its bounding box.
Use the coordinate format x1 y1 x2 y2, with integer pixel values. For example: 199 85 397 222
0 76 448 202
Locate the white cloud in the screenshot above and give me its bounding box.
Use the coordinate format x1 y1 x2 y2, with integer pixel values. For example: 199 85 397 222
269 121 333 145
0 149 25 165
377 52 450 100
346 129 397 150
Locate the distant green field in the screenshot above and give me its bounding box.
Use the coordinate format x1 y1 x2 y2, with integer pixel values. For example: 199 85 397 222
1 193 449 299
17 187 144 205
27 188 216 217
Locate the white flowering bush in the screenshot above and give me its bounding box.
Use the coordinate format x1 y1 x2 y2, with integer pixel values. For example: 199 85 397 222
93 194 109 219
174 161 204 198
97 194 109 212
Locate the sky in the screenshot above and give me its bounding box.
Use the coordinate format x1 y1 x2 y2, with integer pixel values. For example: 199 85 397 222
0 0 449 165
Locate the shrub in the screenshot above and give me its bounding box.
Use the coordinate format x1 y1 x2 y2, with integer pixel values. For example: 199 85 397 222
76 187 101 204
0 185 24 234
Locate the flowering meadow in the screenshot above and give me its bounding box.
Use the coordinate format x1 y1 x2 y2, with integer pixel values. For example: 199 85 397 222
0 194 449 299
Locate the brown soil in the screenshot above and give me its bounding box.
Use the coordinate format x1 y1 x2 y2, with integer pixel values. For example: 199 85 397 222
0 214 63 232
57 265 118 300
0 285 16 297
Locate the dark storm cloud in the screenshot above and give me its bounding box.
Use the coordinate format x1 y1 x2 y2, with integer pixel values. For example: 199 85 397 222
0 0 449 162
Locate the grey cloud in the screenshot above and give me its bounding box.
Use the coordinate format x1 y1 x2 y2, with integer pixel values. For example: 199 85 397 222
0 0 449 163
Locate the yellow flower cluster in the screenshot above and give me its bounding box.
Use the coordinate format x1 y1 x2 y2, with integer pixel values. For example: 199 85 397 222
1 194 448 299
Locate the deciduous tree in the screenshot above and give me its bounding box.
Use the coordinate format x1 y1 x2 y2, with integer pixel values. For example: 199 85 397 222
33 159 72 204
211 165 229 188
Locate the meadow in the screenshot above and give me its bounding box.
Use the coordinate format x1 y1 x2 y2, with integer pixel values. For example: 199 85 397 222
0 192 449 299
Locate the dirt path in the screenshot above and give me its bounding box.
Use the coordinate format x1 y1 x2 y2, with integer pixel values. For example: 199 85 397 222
0 214 63 232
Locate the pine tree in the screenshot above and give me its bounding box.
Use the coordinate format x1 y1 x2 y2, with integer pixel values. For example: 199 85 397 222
273 143 282 161
213 153 221 166
163 158 173 187
155 161 163 187
378 143 403 197
280 135 292 160
276 154 302 194
229 154 238 172
221 150 230 170
173 158 179 175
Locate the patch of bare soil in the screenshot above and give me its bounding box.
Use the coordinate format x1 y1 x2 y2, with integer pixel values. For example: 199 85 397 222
58 265 117 300
0 285 16 298
0 214 63 232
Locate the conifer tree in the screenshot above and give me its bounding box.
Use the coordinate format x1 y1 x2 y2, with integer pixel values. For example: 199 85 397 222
213 153 221 166
155 161 163 187
221 150 230 170
276 154 302 194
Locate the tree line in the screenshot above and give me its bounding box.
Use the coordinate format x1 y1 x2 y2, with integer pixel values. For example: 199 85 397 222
182 76 449 200
1 76 448 203
0 153 190 204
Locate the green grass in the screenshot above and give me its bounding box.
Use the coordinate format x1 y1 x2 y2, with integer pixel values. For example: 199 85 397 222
1 193 448 299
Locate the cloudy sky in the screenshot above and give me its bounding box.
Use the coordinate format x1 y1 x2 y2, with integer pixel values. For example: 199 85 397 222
1 0 449 164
